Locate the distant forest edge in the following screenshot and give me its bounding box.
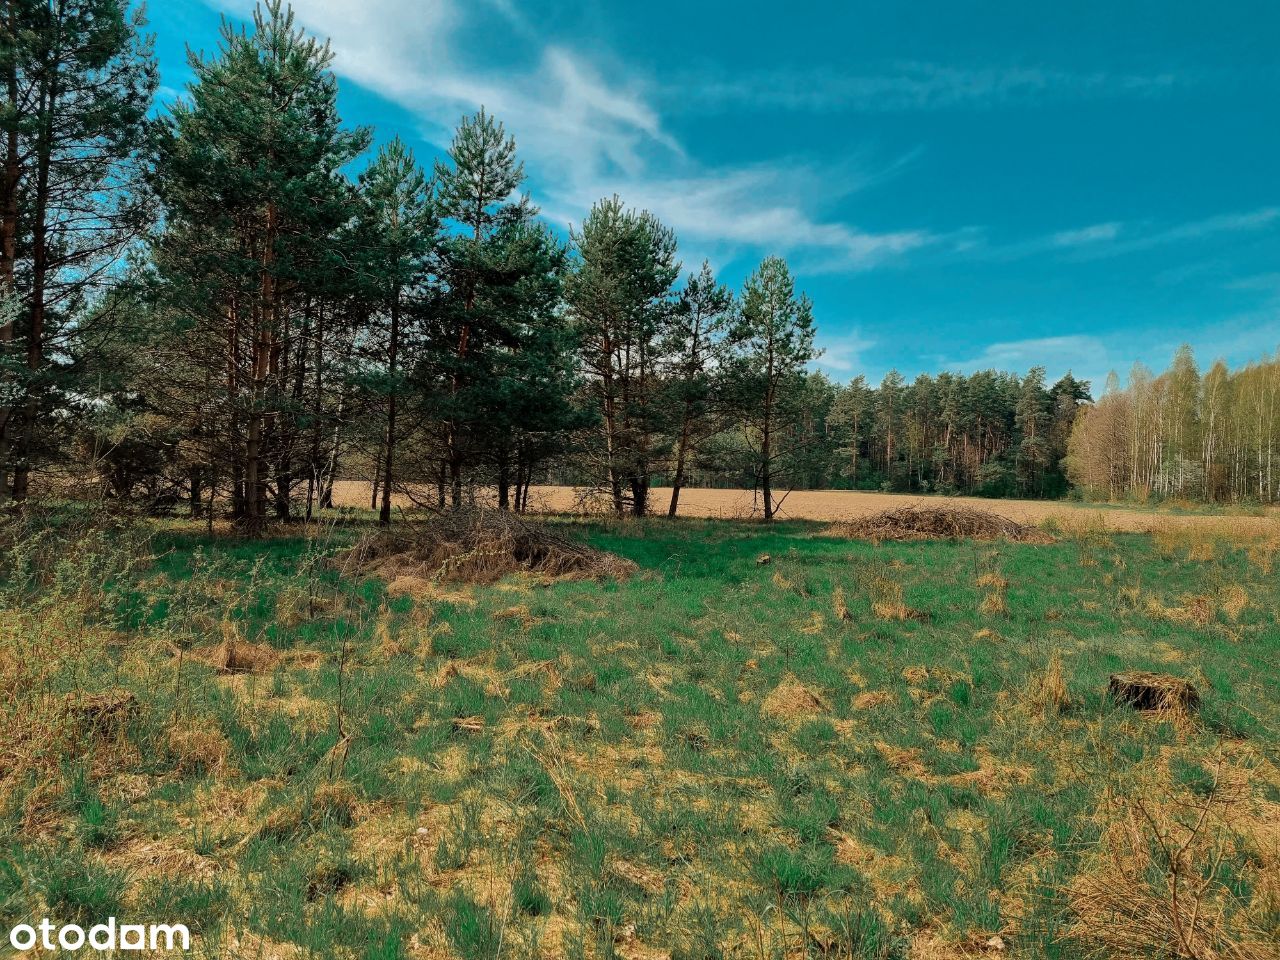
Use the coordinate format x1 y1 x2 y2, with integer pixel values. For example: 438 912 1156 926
2 2 1278 527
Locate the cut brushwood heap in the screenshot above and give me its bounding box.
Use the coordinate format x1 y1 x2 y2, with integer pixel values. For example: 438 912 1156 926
336 509 637 585
827 505 1054 543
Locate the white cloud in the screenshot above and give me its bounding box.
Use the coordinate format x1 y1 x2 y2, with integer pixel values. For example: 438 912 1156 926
811 330 876 378
949 334 1108 376
973 207 1280 263
1058 208 1280 260
1051 222 1121 247
206 0 931 273
674 62 1182 114
539 163 939 273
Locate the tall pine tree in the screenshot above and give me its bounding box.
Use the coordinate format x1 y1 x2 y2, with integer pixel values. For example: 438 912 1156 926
151 0 368 529
0 0 155 502
728 256 816 521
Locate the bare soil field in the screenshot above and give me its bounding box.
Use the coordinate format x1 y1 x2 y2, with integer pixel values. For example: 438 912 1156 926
331 481 1280 535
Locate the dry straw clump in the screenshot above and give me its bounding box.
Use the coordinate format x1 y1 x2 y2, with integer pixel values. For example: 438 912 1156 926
1025 653 1072 717
976 571 1009 617
1220 585 1250 622
336 509 636 585
827 504 1054 544
831 586 852 621
167 722 230 775
1246 538 1279 575
762 674 828 720
1144 594 1216 627
1064 770 1277 960
254 781 359 844
192 620 280 673
868 575 927 622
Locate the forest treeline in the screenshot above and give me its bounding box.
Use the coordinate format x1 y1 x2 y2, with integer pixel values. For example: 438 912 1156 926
1067 346 1280 504
0 1 1274 527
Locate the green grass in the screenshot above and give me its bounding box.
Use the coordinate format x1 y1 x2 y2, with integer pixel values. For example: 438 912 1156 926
2 512 1278 958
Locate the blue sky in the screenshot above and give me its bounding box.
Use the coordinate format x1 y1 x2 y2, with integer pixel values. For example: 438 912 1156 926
152 1 1280 394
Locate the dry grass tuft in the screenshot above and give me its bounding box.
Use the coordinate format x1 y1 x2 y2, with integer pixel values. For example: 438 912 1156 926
832 586 852 621
1064 774 1277 960
256 781 359 843
63 688 138 736
869 576 927 622
1220 584 1250 622
762 674 828 719
192 621 280 673
372 613 409 659
384 575 476 606
1026 654 1071 717
1246 539 1279 575
335 508 636 585
979 592 1007 617
852 690 896 710
827 504 1054 544
1144 594 1216 627
975 570 1010 617
167 722 230 775
493 604 541 629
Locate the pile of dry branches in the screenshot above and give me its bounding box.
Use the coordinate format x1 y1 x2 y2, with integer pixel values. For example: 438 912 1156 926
335 509 637 585
827 505 1054 544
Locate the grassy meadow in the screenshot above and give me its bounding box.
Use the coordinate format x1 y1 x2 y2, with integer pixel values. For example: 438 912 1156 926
1 509 1278 959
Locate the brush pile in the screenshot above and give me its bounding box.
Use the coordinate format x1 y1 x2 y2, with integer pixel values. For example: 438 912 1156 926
827 504 1053 544
336 509 637 585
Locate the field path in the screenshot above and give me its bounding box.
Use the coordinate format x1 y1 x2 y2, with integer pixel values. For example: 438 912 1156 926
330 481 1280 535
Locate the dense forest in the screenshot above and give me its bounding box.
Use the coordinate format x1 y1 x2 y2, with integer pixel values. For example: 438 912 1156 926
0 1 1275 526
1067 346 1280 503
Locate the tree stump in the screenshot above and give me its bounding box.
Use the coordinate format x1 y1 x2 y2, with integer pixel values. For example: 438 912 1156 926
1108 671 1199 713
63 689 138 736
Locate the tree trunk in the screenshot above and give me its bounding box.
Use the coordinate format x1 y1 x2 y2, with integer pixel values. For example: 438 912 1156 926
497 460 510 511
0 23 20 506
668 408 693 517
12 60 57 503
379 291 400 526
449 447 463 508
630 476 648 517
188 469 202 518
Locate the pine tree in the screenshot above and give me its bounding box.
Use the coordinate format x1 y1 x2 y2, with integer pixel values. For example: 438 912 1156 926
1015 366 1050 495
829 374 872 487
568 196 679 516
662 261 733 516
432 109 534 506
728 256 816 521
876 370 905 484
464 220 580 511
354 137 437 525
151 0 368 529
0 0 156 502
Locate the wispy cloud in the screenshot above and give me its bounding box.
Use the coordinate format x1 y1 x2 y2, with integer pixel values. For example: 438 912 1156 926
672 62 1183 114
539 162 942 274
942 334 1109 381
1051 222 1122 247
975 207 1280 263
207 0 933 273
812 330 877 377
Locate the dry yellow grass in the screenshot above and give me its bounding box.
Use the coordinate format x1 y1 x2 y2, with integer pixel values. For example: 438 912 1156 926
329 481 1280 535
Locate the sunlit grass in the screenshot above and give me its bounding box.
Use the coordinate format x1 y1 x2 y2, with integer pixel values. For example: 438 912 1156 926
1 512 1277 958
